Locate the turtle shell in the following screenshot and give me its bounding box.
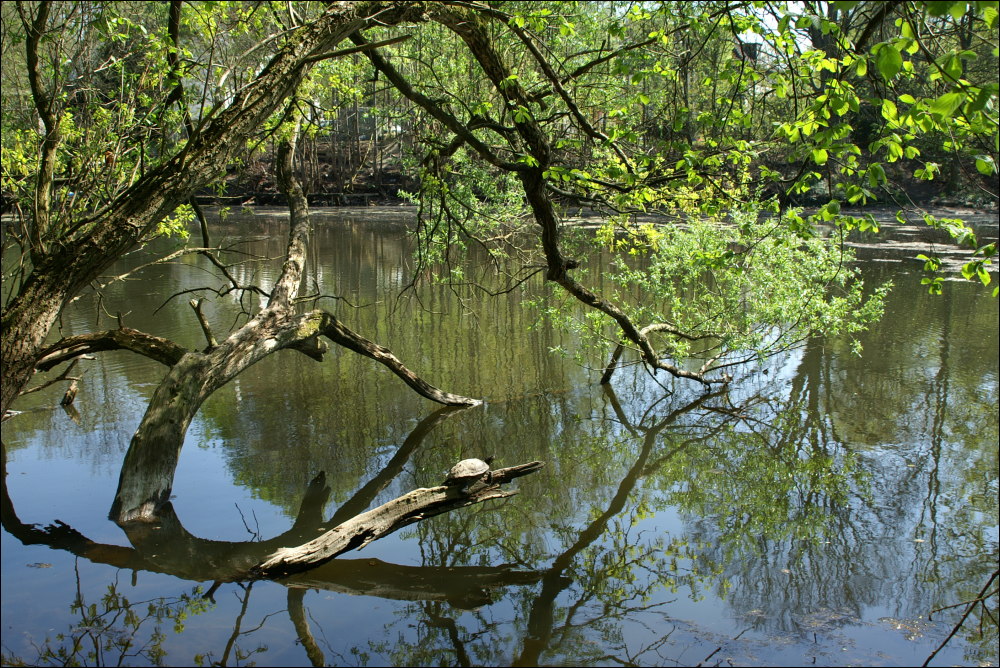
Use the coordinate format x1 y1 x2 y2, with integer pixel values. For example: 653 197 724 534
446 458 490 483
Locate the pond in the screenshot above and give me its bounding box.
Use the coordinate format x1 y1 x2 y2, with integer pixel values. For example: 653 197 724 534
2 207 998 667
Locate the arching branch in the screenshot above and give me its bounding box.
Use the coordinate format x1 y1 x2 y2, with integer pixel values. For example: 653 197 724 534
35 328 188 371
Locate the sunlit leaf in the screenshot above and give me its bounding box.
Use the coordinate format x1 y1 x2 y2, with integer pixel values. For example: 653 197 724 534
875 44 902 79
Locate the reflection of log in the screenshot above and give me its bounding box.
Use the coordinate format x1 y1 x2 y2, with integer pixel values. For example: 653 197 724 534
4 443 545 596
250 461 544 579
286 558 544 610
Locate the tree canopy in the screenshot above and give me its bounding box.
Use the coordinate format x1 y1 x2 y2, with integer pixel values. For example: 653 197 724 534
2 0 997 421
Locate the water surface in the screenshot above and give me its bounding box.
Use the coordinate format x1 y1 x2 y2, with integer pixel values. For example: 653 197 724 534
2 207 997 667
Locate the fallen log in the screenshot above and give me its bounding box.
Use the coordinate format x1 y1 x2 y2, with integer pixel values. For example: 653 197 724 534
248 460 544 579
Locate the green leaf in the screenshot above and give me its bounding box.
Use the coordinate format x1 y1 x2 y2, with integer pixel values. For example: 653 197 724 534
975 155 996 174
968 87 991 112
929 91 964 118
812 148 829 165
876 44 902 80
941 53 963 79
917 254 941 271
868 163 886 186
921 277 944 294
881 99 898 120
886 139 904 161
984 5 999 28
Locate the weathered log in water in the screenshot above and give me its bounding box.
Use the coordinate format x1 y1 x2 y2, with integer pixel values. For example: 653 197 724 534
3 442 544 586
249 461 544 579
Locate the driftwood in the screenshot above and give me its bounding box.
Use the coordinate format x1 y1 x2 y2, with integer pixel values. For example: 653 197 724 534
248 461 544 579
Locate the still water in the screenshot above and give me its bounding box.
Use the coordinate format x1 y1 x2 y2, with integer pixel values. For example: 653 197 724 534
2 207 998 667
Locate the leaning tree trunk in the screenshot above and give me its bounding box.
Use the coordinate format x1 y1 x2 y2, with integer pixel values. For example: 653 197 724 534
109 129 479 524
1 1 425 417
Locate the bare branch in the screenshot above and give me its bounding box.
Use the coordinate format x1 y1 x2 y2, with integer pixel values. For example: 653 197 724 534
67 247 216 305
315 311 481 406
349 31 522 172
302 34 412 63
19 357 87 397
189 299 218 349
35 328 188 371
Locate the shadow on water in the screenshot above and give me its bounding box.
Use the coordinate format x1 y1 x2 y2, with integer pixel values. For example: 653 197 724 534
1 207 997 666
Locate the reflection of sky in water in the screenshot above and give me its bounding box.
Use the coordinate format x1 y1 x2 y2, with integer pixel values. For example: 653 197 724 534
2 210 997 667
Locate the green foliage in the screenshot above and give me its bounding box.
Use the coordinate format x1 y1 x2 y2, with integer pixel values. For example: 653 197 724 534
154 203 193 240
537 206 889 371
2 0 995 393
399 146 526 277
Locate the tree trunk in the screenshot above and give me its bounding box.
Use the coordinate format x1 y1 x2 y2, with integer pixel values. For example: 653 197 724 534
109 127 479 524
1 1 425 416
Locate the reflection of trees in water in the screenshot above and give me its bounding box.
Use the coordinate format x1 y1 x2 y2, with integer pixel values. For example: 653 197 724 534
674 332 998 663
177 214 578 520
1 404 543 665
3 341 995 665
270 371 990 666
1 571 212 667
350 387 743 666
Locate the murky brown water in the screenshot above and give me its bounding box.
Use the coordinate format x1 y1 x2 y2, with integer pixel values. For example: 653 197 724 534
2 207 997 666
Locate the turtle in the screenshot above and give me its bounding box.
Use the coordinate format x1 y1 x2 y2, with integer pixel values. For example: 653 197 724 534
444 456 494 492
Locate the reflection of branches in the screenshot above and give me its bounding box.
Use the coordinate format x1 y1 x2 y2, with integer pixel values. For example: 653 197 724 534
329 406 471 524
1 566 210 667
1 402 538 586
4 400 549 664
210 583 271 668
424 603 474 667
15 356 88 403
513 387 727 666
288 588 325 667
